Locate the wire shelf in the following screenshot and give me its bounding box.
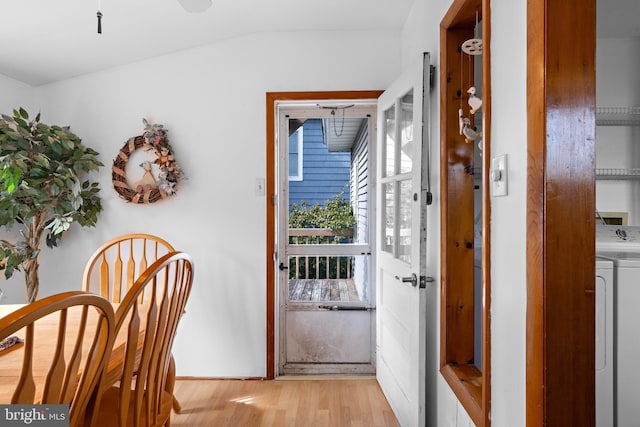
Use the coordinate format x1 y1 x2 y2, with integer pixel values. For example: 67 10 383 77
596 107 640 126
596 168 640 180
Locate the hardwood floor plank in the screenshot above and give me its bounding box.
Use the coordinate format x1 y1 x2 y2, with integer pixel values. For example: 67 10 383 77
170 378 399 426
301 280 314 301
330 280 340 301
339 279 348 301
321 281 331 301
346 279 359 301
312 279 322 301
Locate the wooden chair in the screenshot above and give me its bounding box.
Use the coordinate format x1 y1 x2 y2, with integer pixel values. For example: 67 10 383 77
82 233 182 413
91 251 194 427
82 233 175 303
0 291 115 427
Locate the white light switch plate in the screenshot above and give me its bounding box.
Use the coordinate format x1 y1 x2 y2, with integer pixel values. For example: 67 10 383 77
255 178 265 196
491 154 508 197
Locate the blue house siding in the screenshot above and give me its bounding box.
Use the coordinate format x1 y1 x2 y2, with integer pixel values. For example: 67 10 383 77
289 119 351 209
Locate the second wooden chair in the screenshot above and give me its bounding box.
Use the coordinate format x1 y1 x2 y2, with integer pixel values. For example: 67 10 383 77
82 233 183 413
90 251 194 427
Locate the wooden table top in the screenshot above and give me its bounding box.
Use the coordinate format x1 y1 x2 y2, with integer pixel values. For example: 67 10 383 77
0 302 144 403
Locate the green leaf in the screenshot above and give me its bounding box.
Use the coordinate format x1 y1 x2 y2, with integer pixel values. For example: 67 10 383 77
13 117 27 129
0 165 22 194
50 142 62 155
33 155 50 168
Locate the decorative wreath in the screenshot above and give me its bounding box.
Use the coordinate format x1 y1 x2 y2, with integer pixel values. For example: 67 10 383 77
112 119 183 204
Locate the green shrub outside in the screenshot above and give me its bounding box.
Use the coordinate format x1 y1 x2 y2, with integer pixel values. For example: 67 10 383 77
288 192 355 279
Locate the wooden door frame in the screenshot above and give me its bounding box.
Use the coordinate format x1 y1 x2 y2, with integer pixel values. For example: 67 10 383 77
526 0 596 425
265 91 383 379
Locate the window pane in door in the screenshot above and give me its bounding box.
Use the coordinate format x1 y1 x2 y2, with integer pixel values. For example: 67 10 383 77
288 126 303 181
382 182 395 254
384 106 396 177
399 179 412 263
400 90 414 174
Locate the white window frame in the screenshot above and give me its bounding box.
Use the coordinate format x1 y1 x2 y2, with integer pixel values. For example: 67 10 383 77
289 126 304 181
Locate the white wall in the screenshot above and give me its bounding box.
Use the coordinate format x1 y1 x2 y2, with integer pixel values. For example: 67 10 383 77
0 30 401 378
596 38 640 225
486 0 528 425
0 74 34 113
402 0 528 425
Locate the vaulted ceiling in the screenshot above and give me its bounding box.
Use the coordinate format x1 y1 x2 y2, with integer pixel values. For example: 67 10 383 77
1 0 636 87
0 0 414 86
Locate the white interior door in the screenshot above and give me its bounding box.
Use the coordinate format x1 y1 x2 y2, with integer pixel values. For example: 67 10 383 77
376 53 431 427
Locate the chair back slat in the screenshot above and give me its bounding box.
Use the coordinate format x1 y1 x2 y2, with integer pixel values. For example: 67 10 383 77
61 306 88 403
140 241 149 276
99 253 111 300
113 246 124 302
126 239 136 296
0 292 115 427
13 324 36 403
117 304 141 425
42 309 68 403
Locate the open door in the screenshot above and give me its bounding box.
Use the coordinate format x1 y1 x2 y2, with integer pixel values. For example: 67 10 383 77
376 52 432 426
276 102 378 375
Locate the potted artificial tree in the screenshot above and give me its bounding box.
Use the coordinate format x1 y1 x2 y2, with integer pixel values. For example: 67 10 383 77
0 108 102 302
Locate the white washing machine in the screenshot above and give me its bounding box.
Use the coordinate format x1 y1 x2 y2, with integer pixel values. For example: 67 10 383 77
595 256 614 427
596 225 640 427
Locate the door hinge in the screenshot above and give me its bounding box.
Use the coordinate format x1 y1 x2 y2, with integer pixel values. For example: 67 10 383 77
429 65 436 91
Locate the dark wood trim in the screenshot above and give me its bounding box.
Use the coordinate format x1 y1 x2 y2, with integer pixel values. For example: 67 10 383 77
440 0 491 425
266 92 276 380
441 364 482 422
526 0 596 425
265 91 383 379
525 1 545 423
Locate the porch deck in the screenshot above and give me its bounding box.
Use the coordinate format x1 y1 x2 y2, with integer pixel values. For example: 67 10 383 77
288 278 359 302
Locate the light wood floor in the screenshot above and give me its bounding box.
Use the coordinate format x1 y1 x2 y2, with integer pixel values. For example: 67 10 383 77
169 377 399 426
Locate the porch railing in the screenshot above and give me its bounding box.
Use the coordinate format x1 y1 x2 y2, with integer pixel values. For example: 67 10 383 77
288 228 354 280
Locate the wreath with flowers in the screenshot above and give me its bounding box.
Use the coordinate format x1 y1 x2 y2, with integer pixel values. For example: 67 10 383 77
112 119 183 203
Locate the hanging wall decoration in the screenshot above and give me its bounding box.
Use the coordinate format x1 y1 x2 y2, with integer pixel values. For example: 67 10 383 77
457 8 484 157
112 118 183 204
467 86 482 114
